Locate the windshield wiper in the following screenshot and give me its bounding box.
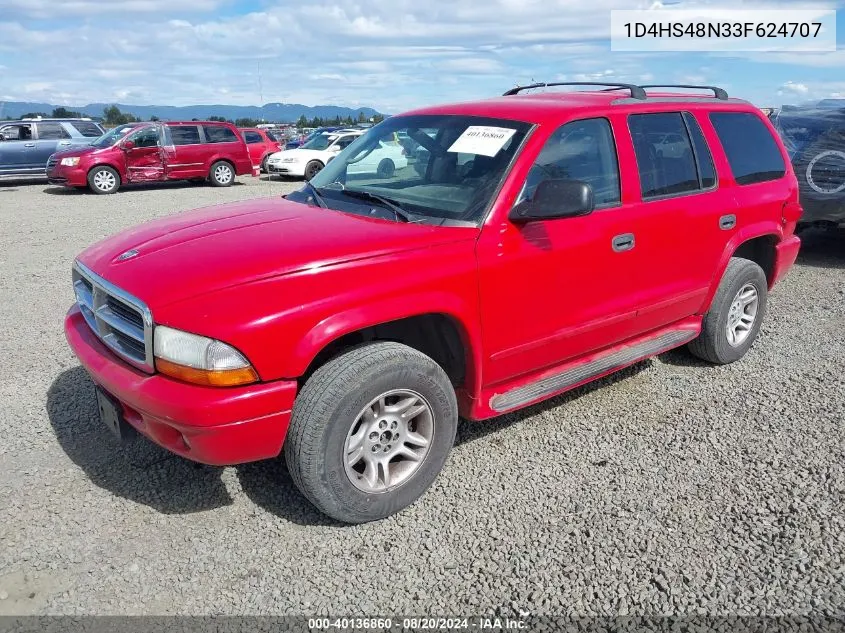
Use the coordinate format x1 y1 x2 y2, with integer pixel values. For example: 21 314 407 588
303 181 328 208
337 189 415 223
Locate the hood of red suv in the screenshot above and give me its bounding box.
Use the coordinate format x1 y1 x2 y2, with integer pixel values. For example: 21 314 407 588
77 197 475 310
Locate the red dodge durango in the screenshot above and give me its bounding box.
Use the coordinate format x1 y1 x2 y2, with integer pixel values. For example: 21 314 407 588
65 83 802 522
48 120 255 194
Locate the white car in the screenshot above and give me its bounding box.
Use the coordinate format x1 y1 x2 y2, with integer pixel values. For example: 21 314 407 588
267 130 408 181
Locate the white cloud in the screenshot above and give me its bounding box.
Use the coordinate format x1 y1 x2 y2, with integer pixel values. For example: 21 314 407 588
780 81 810 95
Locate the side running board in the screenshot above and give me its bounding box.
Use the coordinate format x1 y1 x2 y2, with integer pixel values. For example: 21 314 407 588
489 329 697 413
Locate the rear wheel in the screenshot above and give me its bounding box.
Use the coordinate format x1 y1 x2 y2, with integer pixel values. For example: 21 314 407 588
688 257 768 365
284 342 458 523
304 160 323 181
209 161 234 187
87 166 120 194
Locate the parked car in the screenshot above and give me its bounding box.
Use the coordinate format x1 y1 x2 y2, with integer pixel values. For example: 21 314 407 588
268 129 407 180
285 126 344 150
0 118 105 178
47 121 255 194
772 105 845 228
240 127 283 173
64 83 802 523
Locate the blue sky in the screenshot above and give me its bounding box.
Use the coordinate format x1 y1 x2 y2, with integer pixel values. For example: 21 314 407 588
0 0 843 114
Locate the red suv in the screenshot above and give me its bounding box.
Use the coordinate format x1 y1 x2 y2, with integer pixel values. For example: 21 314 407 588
240 127 284 173
47 121 255 194
64 83 802 522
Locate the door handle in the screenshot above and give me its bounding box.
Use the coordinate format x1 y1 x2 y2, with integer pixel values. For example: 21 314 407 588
612 233 635 252
58 141 72 146
24 143 35 147
719 214 737 230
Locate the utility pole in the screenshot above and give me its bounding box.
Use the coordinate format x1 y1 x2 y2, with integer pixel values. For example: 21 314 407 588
257 61 264 123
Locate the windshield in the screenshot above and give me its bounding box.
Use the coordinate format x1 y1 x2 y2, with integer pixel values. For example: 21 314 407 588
89 124 136 148
306 114 533 224
301 134 335 150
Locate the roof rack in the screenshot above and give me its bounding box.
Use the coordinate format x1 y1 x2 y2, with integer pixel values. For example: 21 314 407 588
639 84 729 100
503 82 647 100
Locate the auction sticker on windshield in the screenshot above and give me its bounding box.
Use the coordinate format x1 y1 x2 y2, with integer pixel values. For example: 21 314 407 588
448 126 517 157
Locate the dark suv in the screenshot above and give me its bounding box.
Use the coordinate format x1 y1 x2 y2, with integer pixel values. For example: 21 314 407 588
0 118 104 177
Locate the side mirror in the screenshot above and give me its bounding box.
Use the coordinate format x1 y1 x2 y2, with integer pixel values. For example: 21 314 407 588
510 179 594 222
122 140 136 150
329 144 342 152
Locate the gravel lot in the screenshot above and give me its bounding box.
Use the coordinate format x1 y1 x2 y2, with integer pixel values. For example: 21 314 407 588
0 174 843 618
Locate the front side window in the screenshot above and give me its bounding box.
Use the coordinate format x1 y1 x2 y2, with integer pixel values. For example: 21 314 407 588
36 122 71 140
128 126 160 148
203 125 238 143
169 125 201 146
0 124 33 141
303 114 533 225
629 112 699 198
516 117 620 208
710 112 786 185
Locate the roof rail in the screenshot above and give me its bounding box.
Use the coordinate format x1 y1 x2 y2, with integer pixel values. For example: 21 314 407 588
640 84 729 100
503 82 647 100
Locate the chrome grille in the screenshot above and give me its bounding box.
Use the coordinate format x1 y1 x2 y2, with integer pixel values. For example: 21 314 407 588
72 261 154 372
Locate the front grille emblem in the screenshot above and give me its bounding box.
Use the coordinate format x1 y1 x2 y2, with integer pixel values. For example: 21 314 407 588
116 249 139 262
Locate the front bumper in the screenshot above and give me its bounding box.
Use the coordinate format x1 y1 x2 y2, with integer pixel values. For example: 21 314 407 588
47 164 87 187
267 162 304 176
64 305 297 466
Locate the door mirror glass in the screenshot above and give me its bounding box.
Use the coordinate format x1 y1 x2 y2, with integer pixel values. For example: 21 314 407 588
122 140 136 150
510 179 594 222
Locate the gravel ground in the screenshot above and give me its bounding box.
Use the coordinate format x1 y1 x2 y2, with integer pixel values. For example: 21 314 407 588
0 175 843 618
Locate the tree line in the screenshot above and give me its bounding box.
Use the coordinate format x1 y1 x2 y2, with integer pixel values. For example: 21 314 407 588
18 105 384 128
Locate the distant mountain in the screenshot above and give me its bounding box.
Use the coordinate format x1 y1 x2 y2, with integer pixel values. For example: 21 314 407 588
0 100 380 122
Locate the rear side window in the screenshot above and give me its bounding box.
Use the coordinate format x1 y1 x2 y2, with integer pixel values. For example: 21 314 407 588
203 126 239 143
169 125 201 145
517 118 621 208
682 113 716 189
709 112 786 185
629 112 699 198
37 122 71 140
69 121 103 137
243 131 263 144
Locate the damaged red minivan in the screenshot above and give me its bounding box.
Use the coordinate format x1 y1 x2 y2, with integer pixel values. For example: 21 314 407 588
47 121 256 194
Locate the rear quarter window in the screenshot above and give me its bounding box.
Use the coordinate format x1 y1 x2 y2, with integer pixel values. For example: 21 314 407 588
203 126 239 143
69 121 104 137
709 112 786 185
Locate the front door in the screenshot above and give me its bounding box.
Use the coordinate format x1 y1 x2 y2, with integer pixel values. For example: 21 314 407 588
123 125 165 182
477 117 643 386
0 123 36 172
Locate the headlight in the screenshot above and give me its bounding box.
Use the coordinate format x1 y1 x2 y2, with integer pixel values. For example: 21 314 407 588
153 325 258 387
60 157 81 167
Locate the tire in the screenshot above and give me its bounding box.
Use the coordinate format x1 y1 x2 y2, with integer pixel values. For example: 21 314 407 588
209 161 235 187
688 257 768 365
284 342 458 523
87 166 120 194
260 155 270 173
304 160 323 181
377 158 395 178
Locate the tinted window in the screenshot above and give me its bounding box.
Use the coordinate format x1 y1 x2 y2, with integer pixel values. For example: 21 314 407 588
36 122 70 140
243 131 263 144
683 113 716 189
69 121 103 137
203 125 238 143
169 125 201 145
629 112 699 198
710 112 786 185
518 118 620 208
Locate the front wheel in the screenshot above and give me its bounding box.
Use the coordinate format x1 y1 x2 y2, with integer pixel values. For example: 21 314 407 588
688 257 768 364
209 161 235 187
87 166 120 194
304 160 323 181
284 342 458 523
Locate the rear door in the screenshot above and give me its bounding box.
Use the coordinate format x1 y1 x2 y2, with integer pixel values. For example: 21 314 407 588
162 124 204 179
0 123 35 172
619 110 726 332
